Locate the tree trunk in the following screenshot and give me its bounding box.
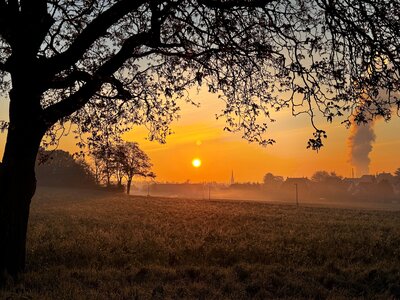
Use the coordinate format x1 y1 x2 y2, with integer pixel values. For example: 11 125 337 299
0 124 43 280
0 85 45 280
127 178 132 195
0 30 53 280
106 170 111 187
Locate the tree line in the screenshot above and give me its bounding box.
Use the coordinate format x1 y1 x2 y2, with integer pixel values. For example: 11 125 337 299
37 141 154 195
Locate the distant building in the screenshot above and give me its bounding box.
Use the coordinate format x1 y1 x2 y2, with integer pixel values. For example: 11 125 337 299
376 172 395 184
282 177 311 190
343 178 358 184
284 177 310 185
279 177 311 201
359 175 376 184
230 170 235 185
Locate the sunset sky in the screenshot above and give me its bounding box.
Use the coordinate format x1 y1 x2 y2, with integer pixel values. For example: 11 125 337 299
1 88 400 183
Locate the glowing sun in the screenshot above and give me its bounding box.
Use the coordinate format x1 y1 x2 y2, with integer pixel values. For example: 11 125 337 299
192 158 202 168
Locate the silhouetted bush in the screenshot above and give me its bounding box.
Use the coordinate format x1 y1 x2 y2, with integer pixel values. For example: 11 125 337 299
36 150 96 188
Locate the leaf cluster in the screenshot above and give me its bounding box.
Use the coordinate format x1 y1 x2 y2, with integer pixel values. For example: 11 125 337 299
0 0 399 149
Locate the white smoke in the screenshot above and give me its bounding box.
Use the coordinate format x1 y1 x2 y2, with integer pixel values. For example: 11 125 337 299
347 121 376 177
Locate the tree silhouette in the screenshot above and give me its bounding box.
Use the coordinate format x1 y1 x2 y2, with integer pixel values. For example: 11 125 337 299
87 121 122 187
89 141 154 193
0 0 399 277
311 171 342 183
114 142 155 195
36 149 96 188
89 143 117 187
263 173 283 186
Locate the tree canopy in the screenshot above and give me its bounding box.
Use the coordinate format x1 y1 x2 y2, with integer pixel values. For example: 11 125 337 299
263 172 283 185
0 0 399 150
36 149 96 187
89 140 154 194
114 141 155 194
311 170 342 183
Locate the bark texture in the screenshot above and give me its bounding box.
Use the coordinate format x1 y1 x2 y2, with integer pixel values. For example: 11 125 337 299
0 126 43 278
0 76 45 279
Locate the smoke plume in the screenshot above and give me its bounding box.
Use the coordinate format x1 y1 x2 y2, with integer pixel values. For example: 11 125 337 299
348 121 376 177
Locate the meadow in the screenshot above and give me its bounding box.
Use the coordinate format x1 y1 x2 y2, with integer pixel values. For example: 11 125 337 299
1 187 400 299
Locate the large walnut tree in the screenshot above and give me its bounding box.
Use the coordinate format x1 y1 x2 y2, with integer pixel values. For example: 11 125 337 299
0 0 398 278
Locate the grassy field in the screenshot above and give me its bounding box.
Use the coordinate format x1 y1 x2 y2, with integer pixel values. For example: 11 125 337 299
1 187 400 299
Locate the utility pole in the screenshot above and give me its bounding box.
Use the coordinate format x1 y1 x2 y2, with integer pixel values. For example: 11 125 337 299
208 184 211 200
295 183 299 207
147 179 155 197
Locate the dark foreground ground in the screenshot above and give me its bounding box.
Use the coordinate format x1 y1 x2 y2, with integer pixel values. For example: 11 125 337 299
1 187 400 299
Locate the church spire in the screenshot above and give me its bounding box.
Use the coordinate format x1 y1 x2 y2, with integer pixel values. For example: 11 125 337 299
230 170 235 185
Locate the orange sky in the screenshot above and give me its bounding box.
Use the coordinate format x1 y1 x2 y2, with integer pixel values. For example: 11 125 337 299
1 89 400 183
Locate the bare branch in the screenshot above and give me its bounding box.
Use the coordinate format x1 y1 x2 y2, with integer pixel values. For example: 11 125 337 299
43 0 148 76
198 0 270 9
0 1 14 44
49 70 93 89
106 76 133 100
0 61 7 72
7 0 20 14
43 31 151 124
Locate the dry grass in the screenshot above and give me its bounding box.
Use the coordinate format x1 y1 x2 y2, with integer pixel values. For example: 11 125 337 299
1 186 400 299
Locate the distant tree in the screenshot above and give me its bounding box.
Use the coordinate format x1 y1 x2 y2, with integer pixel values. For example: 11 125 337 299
89 140 154 194
395 168 400 178
87 125 124 188
36 149 96 187
91 154 106 186
263 173 284 186
1 0 400 277
89 144 116 187
311 171 342 183
114 142 155 195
